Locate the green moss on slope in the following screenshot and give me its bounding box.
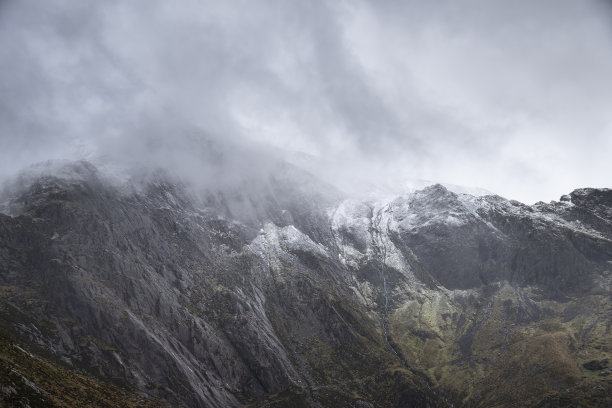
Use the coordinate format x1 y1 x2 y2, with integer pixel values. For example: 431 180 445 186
0 334 167 408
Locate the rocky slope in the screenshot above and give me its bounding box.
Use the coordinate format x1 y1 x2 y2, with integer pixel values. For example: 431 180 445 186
0 161 610 407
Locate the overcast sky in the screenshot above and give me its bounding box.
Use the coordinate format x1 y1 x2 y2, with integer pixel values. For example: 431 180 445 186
1 0 611 203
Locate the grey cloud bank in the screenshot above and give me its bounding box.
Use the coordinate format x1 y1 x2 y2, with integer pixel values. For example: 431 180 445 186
0 0 610 203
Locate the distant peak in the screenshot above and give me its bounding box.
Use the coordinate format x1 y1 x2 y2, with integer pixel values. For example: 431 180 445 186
418 183 457 199
569 187 612 207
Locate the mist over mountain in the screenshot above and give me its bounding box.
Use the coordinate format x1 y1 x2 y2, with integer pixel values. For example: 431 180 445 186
0 159 610 407
1 0 611 202
1 1 611 407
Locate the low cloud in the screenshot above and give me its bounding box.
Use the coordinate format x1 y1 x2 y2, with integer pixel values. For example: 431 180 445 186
0 0 610 202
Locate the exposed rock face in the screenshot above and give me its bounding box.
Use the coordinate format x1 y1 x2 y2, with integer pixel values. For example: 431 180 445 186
0 161 610 407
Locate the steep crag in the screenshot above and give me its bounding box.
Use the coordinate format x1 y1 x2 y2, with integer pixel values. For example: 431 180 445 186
0 161 610 407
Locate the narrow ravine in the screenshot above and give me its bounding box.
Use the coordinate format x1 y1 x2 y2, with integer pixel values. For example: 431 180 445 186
329 206 374 311
371 205 454 407
371 205 409 368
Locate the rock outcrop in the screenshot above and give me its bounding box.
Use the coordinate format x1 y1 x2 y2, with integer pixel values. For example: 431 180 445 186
0 161 610 407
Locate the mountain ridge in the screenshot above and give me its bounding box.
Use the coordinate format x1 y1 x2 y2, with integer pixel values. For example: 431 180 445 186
0 160 610 407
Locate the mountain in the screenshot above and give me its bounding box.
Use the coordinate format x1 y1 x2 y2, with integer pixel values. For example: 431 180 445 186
0 160 610 407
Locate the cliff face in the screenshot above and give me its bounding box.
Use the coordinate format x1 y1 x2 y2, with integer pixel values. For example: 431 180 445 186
0 161 610 407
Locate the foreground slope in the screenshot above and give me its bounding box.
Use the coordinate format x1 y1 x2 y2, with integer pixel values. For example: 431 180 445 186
0 161 610 407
